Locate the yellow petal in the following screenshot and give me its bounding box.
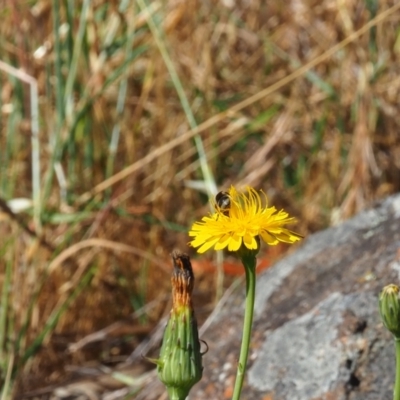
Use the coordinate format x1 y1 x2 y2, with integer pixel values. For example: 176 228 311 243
260 230 279 246
190 236 209 248
214 234 232 250
227 234 242 251
197 237 220 253
243 233 258 249
274 230 302 243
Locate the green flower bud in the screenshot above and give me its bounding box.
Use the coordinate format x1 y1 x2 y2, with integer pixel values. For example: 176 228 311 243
379 284 400 339
157 251 203 400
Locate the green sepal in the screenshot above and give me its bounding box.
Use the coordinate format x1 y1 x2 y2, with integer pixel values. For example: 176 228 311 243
157 306 203 400
144 356 163 367
379 284 400 339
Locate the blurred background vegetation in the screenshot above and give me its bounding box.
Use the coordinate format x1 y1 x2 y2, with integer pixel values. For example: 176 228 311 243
1 0 400 398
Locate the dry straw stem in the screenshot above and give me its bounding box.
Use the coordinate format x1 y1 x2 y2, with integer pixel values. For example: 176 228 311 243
1 352 14 400
76 1 400 206
234 108 294 188
47 238 170 275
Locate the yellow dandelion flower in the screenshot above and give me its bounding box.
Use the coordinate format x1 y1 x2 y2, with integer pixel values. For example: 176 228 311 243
189 186 302 254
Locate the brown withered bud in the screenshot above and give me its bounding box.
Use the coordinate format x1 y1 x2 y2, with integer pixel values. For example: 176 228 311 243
171 250 194 310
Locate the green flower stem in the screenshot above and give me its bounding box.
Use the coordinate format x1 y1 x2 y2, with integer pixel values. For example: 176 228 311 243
232 254 257 400
167 387 185 400
395 338 400 400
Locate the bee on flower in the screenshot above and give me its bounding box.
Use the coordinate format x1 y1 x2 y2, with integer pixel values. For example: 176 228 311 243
189 186 302 254
215 191 231 216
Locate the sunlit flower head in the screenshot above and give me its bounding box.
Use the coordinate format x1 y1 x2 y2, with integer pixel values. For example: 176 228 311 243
189 186 302 254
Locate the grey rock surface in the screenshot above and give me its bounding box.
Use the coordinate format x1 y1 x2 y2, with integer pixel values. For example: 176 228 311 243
191 194 400 400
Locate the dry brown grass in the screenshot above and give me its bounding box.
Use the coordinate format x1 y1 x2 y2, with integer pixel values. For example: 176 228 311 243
1 0 400 398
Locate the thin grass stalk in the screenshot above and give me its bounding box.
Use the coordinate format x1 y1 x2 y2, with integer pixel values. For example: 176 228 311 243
136 0 217 197
14 274 46 361
105 8 137 196
42 0 65 205
3 106 17 195
64 0 90 123
0 61 41 230
0 74 3 192
53 0 64 121
64 0 90 193
215 251 224 301
54 162 68 203
0 352 14 400
30 79 41 231
65 0 75 64
83 118 95 189
0 258 12 364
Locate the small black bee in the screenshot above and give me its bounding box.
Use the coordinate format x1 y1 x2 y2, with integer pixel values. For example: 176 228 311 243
215 191 231 216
